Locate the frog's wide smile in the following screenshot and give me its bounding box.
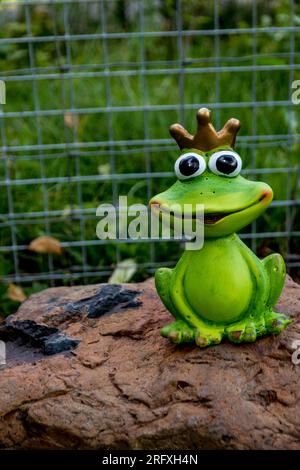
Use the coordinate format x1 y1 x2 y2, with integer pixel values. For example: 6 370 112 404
203 192 269 225
151 189 271 226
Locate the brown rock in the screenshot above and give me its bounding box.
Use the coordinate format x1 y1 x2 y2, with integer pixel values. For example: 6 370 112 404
0 276 300 450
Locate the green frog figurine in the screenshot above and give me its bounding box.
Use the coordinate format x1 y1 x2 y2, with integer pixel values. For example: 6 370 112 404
150 108 291 347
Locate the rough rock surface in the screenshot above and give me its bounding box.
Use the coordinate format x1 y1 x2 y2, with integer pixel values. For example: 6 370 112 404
0 276 300 450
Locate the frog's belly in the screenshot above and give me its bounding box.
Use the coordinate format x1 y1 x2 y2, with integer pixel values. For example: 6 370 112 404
183 247 253 324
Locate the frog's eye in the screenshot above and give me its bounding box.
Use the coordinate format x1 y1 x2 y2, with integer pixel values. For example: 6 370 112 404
175 152 206 180
208 150 242 177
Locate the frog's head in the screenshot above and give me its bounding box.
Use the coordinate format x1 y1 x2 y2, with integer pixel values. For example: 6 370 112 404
150 108 273 238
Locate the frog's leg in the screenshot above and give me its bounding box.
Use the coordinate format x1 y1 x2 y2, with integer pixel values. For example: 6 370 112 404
225 239 269 344
155 267 195 344
262 253 292 334
169 254 225 347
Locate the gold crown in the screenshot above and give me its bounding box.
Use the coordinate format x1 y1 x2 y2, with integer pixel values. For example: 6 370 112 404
170 108 241 151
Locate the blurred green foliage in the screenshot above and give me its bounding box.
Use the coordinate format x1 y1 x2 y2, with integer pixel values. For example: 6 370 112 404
0 0 300 315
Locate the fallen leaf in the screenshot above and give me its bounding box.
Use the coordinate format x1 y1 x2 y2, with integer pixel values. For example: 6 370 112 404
98 163 111 175
108 259 137 284
7 283 27 303
64 112 78 130
28 236 62 255
61 204 79 218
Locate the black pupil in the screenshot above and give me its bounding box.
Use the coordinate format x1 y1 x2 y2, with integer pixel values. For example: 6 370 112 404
216 154 237 174
179 156 199 176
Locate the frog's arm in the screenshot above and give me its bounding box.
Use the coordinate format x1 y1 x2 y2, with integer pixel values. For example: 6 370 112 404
155 267 178 318
261 253 291 331
170 252 224 346
156 265 197 343
261 253 285 309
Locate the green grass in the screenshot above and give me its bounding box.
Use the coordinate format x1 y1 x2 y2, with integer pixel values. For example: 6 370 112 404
0 0 300 315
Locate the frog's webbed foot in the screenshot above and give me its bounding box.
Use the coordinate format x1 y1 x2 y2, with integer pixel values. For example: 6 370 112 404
161 320 194 344
226 310 291 344
194 326 224 347
225 313 268 343
161 321 224 347
225 319 258 344
264 311 292 334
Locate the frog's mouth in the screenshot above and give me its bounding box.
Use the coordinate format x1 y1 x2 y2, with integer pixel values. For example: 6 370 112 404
203 213 228 225
203 192 269 225
151 191 270 226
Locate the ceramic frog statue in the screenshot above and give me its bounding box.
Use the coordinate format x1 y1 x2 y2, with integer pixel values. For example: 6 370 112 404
150 108 291 347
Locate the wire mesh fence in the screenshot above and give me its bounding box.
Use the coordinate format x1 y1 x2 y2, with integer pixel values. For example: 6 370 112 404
0 0 300 304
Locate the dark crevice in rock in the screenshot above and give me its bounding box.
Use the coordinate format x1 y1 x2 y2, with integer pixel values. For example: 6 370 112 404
258 389 278 405
2 319 58 340
66 285 142 319
121 299 142 309
222 434 236 443
0 319 80 356
43 333 80 355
